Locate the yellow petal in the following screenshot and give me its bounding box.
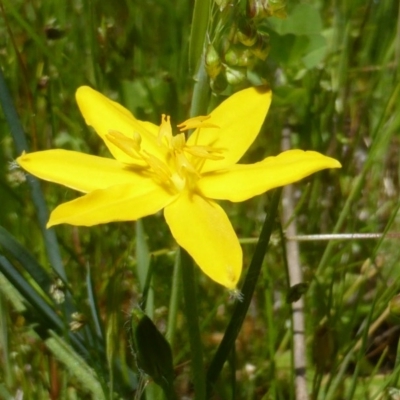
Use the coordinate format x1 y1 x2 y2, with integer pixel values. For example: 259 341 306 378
164 192 242 289
187 86 272 173
76 86 164 164
17 149 150 193
198 150 342 202
48 183 177 227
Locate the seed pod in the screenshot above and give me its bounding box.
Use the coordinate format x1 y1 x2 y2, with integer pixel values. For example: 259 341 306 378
247 0 268 19
130 308 176 399
205 44 222 80
44 26 66 40
225 65 247 85
247 0 286 19
389 294 400 317
312 324 335 372
210 69 228 93
236 19 257 47
269 0 287 18
225 46 254 68
286 282 308 303
251 32 270 60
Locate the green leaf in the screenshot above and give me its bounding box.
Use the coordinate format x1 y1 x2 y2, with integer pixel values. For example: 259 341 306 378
0 225 53 293
286 282 309 303
130 308 176 399
0 67 67 282
268 4 323 36
189 0 211 72
302 34 327 69
46 331 106 400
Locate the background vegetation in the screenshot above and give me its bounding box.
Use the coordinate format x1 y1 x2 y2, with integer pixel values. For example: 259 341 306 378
0 0 400 399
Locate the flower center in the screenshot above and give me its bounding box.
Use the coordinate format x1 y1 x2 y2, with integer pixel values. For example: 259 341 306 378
106 114 223 193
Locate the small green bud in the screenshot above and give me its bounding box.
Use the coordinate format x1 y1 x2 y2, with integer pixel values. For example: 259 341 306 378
286 282 308 303
130 308 176 398
236 19 257 47
210 70 228 93
69 312 86 332
205 44 222 80
312 325 335 372
225 66 247 85
247 0 286 19
247 0 268 19
225 46 254 67
389 294 400 317
251 32 270 60
269 0 287 18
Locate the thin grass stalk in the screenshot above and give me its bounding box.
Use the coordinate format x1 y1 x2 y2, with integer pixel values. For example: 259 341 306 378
263 262 277 398
346 296 379 400
189 0 211 74
389 335 400 389
166 250 181 347
206 188 282 396
0 66 66 282
136 219 155 317
46 331 106 400
180 4 212 396
180 248 206 400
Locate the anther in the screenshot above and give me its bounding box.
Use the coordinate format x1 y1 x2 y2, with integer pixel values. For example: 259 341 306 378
177 115 220 131
158 114 173 146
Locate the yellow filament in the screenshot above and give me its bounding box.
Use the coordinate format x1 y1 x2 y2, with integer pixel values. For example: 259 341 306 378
106 130 142 159
105 114 225 193
184 145 224 160
177 115 220 131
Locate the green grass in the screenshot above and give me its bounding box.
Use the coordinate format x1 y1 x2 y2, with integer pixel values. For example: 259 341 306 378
1 0 400 399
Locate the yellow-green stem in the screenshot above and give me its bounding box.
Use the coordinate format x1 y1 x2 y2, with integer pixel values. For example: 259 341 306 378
180 248 206 400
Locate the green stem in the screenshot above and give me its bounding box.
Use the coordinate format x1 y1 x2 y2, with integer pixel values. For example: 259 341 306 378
181 3 212 399
190 60 210 118
189 0 211 74
181 248 206 400
166 250 181 347
206 188 282 396
189 0 211 119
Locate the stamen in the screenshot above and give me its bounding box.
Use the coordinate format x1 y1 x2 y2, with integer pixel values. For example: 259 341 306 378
171 133 186 151
175 152 199 176
185 145 225 160
106 130 142 159
143 151 172 182
158 114 173 146
170 173 186 192
132 131 142 148
177 115 220 131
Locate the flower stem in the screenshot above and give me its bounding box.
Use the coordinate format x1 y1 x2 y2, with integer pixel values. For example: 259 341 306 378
166 251 181 347
206 188 282 396
183 3 212 398
180 248 206 400
190 60 210 118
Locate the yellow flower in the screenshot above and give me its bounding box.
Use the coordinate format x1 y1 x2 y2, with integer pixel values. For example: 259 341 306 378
17 86 341 289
